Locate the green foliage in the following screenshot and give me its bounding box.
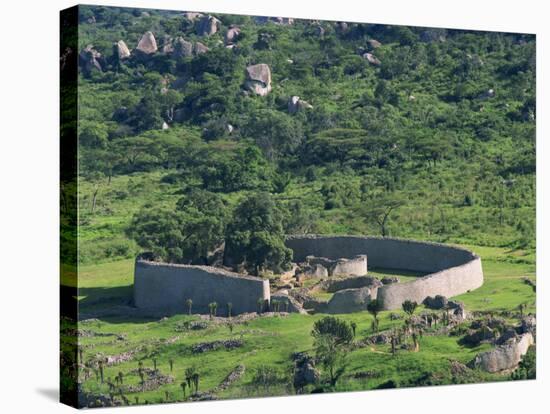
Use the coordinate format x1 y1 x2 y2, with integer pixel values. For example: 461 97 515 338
402 300 418 317
128 189 226 263
225 192 293 274
311 317 353 386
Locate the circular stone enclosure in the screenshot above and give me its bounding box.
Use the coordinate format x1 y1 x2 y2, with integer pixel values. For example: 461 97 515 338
285 235 484 310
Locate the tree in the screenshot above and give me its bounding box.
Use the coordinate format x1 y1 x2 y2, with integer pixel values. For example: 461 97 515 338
186 299 193 315
350 322 357 338
180 381 187 399
224 192 293 274
311 317 353 386
227 302 233 318
361 194 405 237
242 109 304 161
129 189 227 264
402 300 418 318
367 299 383 333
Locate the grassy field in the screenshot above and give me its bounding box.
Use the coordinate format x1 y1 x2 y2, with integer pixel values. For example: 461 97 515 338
71 243 535 404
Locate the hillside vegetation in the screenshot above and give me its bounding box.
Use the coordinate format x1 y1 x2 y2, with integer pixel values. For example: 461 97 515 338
71 6 535 266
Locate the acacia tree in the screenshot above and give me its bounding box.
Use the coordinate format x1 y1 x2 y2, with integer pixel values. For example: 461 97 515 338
361 194 405 237
311 316 353 387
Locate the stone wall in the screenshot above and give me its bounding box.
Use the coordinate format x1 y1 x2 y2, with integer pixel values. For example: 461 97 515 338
134 259 270 315
286 235 484 310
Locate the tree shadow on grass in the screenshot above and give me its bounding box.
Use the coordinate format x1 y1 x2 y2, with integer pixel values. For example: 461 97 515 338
61 284 161 324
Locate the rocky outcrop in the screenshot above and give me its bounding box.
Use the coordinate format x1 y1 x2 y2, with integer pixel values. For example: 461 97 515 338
381 276 399 285
293 352 319 391
172 37 194 58
469 333 534 373
326 287 373 313
136 31 157 55
194 42 209 55
113 40 131 60
424 295 449 309
225 26 241 45
367 39 382 49
182 12 203 22
192 339 243 354
197 15 221 36
288 96 313 114
79 45 103 75
271 292 307 314
363 52 381 66
244 64 272 96
520 316 536 335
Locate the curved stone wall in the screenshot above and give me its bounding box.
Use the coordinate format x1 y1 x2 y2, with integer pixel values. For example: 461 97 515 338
285 235 484 310
134 259 270 316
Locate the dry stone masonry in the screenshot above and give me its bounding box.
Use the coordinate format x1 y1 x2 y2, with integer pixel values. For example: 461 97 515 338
133 235 484 315
286 235 484 310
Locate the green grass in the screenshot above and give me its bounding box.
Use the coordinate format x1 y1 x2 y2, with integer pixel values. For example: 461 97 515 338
73 243 535 404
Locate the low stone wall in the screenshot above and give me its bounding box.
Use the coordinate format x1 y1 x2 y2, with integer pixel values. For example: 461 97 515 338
286 235 484 310
134 259 270 316
306 254 367 276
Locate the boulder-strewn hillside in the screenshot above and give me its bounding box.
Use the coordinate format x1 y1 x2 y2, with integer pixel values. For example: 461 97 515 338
72 5 535 265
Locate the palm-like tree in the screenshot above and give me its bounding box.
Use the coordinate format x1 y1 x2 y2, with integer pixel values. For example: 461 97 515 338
227 302 233 318
367 299 382 333
134 396 139 405
257 298 265 314
402 300 418 319
152 357 157 371
180 381 187 399
118 371 124 385
169 358 174 372
412 331 420 352
350 321 357 337
98 360 104 384
186 298 193 315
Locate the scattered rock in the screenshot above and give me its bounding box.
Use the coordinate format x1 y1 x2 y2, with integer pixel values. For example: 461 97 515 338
520 316 536 335
450 360 470 377
113 40 131 60
212 365 245 393
271 293 307 314
197 15 221 36
288 96 314 114
192 339 243 354
194 42 209 55
225 26 241 44
244 64 272 96
293 352 320 391
79 45 103 75
424 295 449 309
182 12 203 22
496 328 519 345
479 89 495 100
172 37 194 58
461 326 497 346
363 52 381 66
367 39 382 49
162 121 169 130
336 22 349 34
326 287 372 314
136 31 157 55
381 276 400 285
469 333 534 373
